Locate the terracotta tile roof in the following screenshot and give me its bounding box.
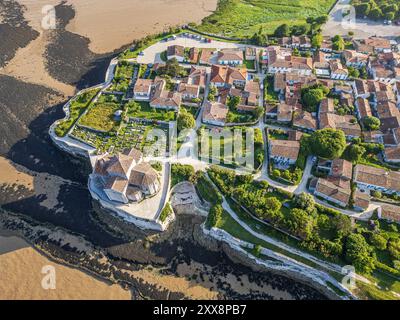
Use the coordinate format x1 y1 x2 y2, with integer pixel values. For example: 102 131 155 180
167 45 184 58
199 48 214 65
217 49 244 62
354 164 400 192
277 103 294 122
105 176 128 193
384 146 400 162
187 66 206 87
202 101 229 124
244 80 260 96
293 111 317 130
177 83 199 97
269 139 300 161
129 162 159 189
380 204 400 222
355 79 368 95
356 98 372 119
316 178 351 205
354 190 370 210
210 65 247 85
331 159 353 180
134 79 153 93
319 98 335 114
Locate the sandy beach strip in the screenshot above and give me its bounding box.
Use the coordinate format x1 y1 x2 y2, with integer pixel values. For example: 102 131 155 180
0 233 132 300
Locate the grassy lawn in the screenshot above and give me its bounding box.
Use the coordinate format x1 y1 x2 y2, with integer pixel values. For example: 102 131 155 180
227 109 257 124
127 101 176 121
182 104 199 117
55 89 99 137
115 62 135 79
264 76 279 103
197 0 336 37
196 174 222 205
78 102 121 132
244 58 255 70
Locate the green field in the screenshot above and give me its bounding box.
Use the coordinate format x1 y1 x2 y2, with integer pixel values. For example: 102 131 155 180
78 102 121 132
198 0 336 37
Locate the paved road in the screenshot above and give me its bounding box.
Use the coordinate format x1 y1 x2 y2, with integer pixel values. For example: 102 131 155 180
137 36 246 65
322 0 400 38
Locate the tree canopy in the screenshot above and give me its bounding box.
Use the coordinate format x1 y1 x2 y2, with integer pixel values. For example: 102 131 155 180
345 233 376 274
308 128 347 159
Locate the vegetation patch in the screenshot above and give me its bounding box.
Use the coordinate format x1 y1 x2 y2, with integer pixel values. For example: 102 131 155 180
197 0 336 38
78 102 121 132
55 89 99 137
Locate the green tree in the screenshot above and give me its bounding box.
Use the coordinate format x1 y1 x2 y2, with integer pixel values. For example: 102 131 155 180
388 239 400 260
343 143 366 163
345 233 376 274
293 192 316 214
363 116 381 131
309 128 347 159
348 66 360 78
355 3 370 17
332 35 345 51
264 196 282 213
368 7 383 20
311 33 323 48
287 208 315 240
177 109 195 131
370 233 387 250
274 24 290 37
302 88 325 112
207 204 223 228
331 213 352 237
228 96 241 110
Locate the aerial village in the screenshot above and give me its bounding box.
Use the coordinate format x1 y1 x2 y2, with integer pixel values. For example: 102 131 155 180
47 28 400 298
51 31 400 233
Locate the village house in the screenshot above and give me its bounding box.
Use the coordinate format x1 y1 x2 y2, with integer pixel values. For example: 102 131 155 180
210 64 247 88
383 146 400 164
133 79 153 100
167 45 185 62
293 110 317 132
199 48 214 65
217 49 244 66
279 35 311 49
355 97 372 121
314 177 351 208
177 83 200 101
354 164 400 195
320 113 361 138
150 78 182 111
188 47 200 64
186 66 207 89
342 50 369 68
92 148 160 204
268 139 300 169
329 60 349 80
368 52 400 83
320 36 333 53
378 204 400 223
245 47 256 61
266 46 312 75
353 190 371 212
202 101 229 126
353 79 370 99
312 159 354 208
277 103 295 123
353 37 392 54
